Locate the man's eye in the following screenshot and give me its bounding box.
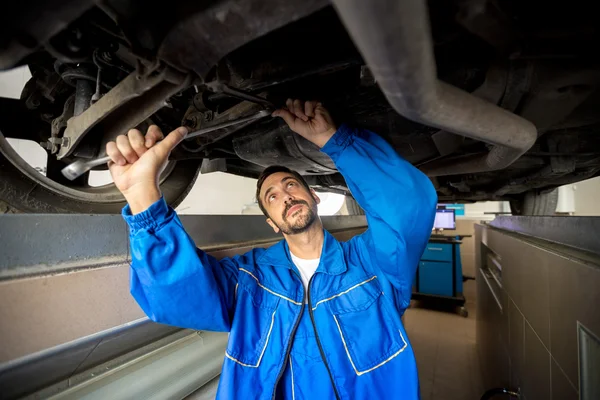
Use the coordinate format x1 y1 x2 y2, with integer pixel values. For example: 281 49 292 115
288 182 295 188
269 194 276 202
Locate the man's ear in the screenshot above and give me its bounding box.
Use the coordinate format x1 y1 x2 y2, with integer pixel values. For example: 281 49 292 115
266 218 280 234
311 189 321 205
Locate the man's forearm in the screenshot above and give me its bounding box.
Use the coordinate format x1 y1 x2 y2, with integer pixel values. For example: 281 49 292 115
124 197 238 331
321 124 437 232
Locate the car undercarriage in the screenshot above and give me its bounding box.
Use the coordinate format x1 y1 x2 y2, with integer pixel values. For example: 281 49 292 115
1 0 599 214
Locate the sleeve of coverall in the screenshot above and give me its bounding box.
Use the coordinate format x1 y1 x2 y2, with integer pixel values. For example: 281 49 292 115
321 124 437 308
123 197 239 332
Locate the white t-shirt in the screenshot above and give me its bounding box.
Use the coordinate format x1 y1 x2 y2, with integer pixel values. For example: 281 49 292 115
290 252 320 301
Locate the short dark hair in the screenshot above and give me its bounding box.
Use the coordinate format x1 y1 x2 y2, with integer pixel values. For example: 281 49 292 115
256 165 311 217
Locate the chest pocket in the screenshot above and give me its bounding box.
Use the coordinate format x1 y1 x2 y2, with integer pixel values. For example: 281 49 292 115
226 271 280 367
327 277 408 375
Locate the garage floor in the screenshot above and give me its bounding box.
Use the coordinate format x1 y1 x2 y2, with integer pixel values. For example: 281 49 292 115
404 280 484 400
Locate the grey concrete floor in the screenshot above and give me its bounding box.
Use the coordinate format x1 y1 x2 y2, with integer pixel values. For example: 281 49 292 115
404 280 484 400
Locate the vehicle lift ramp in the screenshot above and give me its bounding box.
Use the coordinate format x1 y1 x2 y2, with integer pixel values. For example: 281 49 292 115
0 213 367 399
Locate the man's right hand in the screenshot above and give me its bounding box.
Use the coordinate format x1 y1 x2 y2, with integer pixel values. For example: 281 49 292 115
272 99 337 148
107 125 188 214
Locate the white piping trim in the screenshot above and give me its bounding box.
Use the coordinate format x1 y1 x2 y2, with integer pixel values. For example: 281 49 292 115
312 276 377 311
234 283 238 301
225 309 276 367
290 354 295 400
333 314 408 376
239 268 302 305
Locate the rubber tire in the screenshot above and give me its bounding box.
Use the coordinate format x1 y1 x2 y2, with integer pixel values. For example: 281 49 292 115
509 189 558 216
0 148 201 213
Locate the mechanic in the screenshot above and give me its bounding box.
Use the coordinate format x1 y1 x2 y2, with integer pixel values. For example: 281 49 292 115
107 99 437 399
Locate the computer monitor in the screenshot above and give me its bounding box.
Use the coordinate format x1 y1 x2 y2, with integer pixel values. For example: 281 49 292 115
433 208 456 230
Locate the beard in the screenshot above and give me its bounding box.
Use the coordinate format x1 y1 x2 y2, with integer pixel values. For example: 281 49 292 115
275 199 318 235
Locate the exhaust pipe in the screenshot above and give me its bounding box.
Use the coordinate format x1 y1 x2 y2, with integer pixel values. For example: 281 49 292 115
331 0 537 176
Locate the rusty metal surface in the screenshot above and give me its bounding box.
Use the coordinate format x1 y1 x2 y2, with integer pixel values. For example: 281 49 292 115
58 67 191 159
206 82 275 110
184 101 267 150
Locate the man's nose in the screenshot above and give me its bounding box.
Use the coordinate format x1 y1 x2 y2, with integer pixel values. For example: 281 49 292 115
283 194 295 204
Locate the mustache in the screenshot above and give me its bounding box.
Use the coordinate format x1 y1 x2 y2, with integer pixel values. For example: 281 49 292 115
283 199 309 219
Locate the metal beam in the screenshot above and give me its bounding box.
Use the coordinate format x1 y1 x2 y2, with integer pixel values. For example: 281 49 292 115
489 215 600 256
0 319 183 400
42 331 227 400
0 214 367 280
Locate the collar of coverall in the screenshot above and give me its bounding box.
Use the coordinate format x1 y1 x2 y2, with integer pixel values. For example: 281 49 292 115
258 229 347 275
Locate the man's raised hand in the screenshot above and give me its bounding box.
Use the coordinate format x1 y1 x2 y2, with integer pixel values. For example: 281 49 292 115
272 99 337 148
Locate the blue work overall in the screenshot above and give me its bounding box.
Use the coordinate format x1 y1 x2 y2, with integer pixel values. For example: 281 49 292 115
124 125 437 399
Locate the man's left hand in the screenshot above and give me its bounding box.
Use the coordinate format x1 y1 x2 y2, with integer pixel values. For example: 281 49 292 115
272 99 337 148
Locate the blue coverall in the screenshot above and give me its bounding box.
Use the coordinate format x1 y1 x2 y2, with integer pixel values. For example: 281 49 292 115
123 124 437 399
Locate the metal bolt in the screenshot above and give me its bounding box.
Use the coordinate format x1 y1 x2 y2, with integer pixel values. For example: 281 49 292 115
42 137 70 150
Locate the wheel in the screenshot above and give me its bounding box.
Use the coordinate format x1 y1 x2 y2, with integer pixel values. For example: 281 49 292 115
0 134 200 213
0 99 200 213
509 189 558 216
459 306 468 318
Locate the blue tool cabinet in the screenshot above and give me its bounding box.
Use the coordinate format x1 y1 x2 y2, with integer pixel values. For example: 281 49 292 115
412 237 467 317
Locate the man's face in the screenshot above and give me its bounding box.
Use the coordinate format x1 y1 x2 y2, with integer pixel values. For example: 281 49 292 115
260 172 320 235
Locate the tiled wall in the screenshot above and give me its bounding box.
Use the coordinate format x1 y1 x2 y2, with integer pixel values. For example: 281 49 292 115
475 224 600 400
